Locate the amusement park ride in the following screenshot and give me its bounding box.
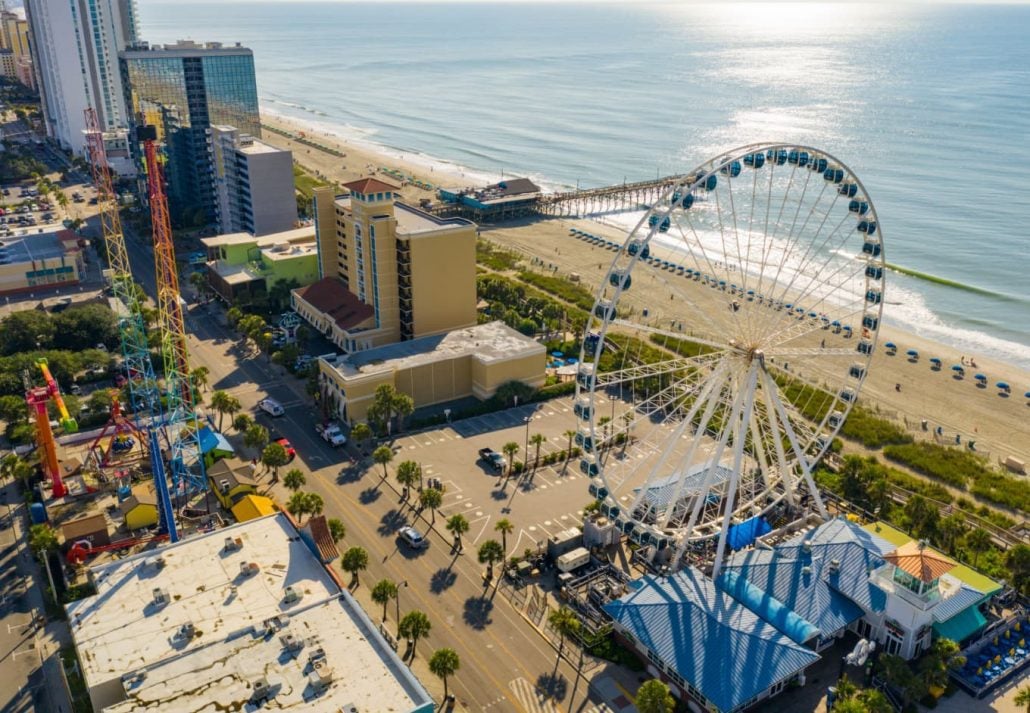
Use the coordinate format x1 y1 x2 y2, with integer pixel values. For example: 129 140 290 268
70 110 209 543
25 359 78 499
575 143 885 576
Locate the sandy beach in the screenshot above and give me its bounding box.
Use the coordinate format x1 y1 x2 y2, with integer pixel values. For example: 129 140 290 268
260 112 1030 475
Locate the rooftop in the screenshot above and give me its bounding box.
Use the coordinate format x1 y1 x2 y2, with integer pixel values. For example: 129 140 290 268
67 513 432 712
293 277 375 331
884 540 957 583
604 568 820 713
325 321 544 379
343 177 400 195
333 194 473 235
202 226 314 249
121 40 252 57
0 228 75 264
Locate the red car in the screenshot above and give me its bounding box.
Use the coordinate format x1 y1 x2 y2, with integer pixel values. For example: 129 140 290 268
275 437 296 462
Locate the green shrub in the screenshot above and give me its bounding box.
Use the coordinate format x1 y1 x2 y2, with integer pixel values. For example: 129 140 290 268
516 270 597 313
883 442 974 488
476 241 520 271
648 333 717 358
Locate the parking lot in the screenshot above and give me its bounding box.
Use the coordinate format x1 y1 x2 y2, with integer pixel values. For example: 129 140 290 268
386 395 624 558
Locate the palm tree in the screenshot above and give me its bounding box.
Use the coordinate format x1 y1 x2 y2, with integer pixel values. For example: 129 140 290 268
477 539 504 579
28 524 59 604
502 441 519 480
371 578 398 622
919 638 965 691
286 491 310 521
966 527 992 568
428 648 460 702
232 413 253 434
635 679 675 713
419 487 443 524
305 492 324 520
547 606 580 667
564 430 576 459
834 675 858 702
395 460 420 500
350 422 373 452
190 366 210 393
1013 685 1030 713
209 390 236 431
373 445 394 483
244 423 270 453
341 546 369 587
446 513 470 552
327 518 346 543
938 513 967 554
529 433 545 471
399 610 432 657
283 468 306 493
261 442 289 483
867 476 891 518
495 518 514 555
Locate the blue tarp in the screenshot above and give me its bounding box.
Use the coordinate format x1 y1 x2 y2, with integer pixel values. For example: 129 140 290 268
198 427 233 455
726 516 772 551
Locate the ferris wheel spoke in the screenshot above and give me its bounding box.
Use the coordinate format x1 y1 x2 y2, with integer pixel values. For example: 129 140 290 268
766 347 856 358
594 352 723 388
760 299 868 352
712 365 761 580
610 320 730 354
761 369 828 520
756 381 796 507
624 363 732 526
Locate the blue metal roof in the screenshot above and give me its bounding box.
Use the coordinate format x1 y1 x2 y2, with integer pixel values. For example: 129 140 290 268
932 584 988 623
604 569 820 713
721 519 889 639
198 427 233 455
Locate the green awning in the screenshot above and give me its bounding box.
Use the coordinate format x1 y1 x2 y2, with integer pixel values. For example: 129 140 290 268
934 606 987 644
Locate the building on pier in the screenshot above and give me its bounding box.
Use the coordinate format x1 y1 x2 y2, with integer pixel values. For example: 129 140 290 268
436 177 541 222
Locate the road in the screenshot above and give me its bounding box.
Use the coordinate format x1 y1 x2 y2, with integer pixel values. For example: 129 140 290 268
119 226 616 712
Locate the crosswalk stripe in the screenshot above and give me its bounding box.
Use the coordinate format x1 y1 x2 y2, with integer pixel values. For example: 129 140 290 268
508 677 561 713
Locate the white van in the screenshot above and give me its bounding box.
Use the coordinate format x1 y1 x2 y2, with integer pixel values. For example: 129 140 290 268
258 398 284 417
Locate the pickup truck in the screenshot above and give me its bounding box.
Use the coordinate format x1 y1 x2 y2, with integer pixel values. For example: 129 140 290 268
315 422 347 447
478 447 506 473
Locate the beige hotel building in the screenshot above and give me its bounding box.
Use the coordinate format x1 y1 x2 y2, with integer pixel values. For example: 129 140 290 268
293 178 544 424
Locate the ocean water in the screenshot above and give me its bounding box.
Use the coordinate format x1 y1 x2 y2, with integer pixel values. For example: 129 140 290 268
137 1 1030 369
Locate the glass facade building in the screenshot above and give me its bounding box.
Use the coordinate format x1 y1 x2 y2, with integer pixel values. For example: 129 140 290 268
120 41 260 225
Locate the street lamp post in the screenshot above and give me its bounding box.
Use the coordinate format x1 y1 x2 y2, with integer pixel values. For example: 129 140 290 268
523 416 530 474
395 580 408 637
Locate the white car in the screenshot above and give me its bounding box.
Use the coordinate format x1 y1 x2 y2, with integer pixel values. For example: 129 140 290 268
315 422 347 447
399 526 428 550
258 398 284 417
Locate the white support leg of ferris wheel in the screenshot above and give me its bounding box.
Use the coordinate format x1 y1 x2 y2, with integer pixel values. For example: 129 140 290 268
759 372 798 508
712 365 760 582
762 369 828 520
670 366 751 571
653 365 735 531
622 361 730 527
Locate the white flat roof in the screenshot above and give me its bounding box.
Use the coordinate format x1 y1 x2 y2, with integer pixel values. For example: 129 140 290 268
202 226 315 249
67 513 431 712
326 320 545 379
105 596 431 713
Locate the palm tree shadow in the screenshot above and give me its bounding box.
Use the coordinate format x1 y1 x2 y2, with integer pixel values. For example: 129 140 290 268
535 672 568 702
463 595 493 630
429 568 457 594
359 487 381 505
377 509 404 537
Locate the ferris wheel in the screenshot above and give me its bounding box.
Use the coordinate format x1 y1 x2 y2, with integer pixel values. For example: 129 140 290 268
574 143 886 576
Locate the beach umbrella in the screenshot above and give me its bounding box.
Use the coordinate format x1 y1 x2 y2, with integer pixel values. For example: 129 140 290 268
975 373 987 382
808 311 819 318
842 325 852 333
951 365 965 372
906 349 918 357
551 351 564 358
884 342 896 350
929 357 941 364
831 320 841 327
1024 391 1030 399
996 381 1010 390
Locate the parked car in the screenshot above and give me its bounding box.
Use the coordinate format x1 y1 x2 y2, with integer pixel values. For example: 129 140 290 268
399 526 428 550
274 437 296 462
477 447 507 473
258 397 285 417
315 422 346 447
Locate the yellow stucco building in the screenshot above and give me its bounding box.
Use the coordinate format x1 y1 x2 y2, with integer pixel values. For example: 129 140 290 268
293 178 478 351
319 321 545 424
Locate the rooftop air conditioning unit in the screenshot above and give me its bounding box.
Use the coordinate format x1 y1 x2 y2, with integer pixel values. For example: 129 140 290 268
240 561 259 577
178 622 195 640
219 479 231 494
224 536 242 552
801 566 812 576
251 677 272 703
283 585 302 604
282 632 304 653
152 587 169 606
828 558 841 573
801 542 812 554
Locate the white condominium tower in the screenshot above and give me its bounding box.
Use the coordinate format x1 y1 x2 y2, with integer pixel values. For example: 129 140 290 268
24 0 138 156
